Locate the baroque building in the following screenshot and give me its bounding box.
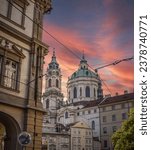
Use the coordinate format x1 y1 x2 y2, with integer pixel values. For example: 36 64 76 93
99 93 134 150
67 54 103 103
0 0 52 149
42 53 103 150
42 52 134 150
43 51 64 133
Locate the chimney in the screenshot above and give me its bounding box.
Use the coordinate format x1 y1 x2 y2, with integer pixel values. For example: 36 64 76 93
105 94 111 98
124 90 128 94
115 92 118 96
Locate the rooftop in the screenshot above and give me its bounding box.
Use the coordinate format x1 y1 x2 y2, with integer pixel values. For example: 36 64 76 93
99 93 134 106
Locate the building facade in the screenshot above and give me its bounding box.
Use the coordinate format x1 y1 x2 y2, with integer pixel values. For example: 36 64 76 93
99 93 134 150
42 52 134 150
70 122 93 150
42 132 70 150
0 0 52 149
67 54 103 103
43 51 64 133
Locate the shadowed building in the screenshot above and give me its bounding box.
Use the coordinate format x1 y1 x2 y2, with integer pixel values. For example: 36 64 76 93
0 0 52 149
98 92 134 150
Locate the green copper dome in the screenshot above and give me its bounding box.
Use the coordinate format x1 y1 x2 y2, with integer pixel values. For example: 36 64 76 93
69 54 98 80
70 68 98 80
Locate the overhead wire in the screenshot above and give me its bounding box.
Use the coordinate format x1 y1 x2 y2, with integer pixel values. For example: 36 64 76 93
6 0 132 95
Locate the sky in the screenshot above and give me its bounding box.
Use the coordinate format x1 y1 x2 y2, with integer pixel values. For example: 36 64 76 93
42 0 134 99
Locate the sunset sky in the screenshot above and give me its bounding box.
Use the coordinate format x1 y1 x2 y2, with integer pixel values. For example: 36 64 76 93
42 0 134 99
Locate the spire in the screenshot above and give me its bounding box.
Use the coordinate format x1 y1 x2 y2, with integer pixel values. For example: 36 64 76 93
79 51 88 69
51 49 56 63
82 50 85 60
48 49 59 69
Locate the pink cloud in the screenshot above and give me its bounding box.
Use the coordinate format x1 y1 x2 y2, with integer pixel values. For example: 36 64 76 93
42 17 133 98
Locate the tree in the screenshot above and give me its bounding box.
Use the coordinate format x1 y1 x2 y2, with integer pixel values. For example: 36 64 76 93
112 108 134 150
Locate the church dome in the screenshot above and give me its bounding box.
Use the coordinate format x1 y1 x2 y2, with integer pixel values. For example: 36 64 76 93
69 54 98 80
70 68 98 80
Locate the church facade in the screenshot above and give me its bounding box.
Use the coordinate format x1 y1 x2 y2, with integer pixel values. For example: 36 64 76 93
42 52 103 150
42 52 134 150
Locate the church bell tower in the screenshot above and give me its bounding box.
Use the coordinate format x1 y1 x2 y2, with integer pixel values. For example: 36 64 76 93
43 51 63 131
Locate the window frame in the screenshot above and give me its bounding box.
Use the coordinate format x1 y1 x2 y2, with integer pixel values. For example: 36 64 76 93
73 87 77 98
85 86 90 97
122 112 127 120
104 140 108 148
0 44 24 91
102 116 107 122
92 120 95 130
112 126 117 133
103 127 107 134
112 114 116 121
46 99 49 109
56 79 59 88
0 0 28 28
48 78 51 87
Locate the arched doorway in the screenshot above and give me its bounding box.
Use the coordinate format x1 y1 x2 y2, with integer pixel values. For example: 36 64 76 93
0 112 21 150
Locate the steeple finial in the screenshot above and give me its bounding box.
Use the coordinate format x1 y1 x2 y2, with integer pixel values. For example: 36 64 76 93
53 48 55 57
51 48 57 63
82 50 85 60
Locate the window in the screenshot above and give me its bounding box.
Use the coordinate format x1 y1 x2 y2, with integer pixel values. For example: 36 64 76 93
0 0 27 26
122 113 127 120
58 117 60 122
77 112 79 116
0 42 25 91
73 87 77 98
89 131 91 135
11 2 24 25
112 114 116 121
103 127 107 134
112 126 117 133
92 121 95 130
48 79 51 87
94 109 97 113
0 0 9 17
82 111 85 115
88 110 91 114
103 116 107 122
104 140 108 148
94 88 96 97
46 99 49 109
56 79 59 88
80 87 82 96
86 86 90 97
68 91 70 99
65 111 68 118
4 59 18 89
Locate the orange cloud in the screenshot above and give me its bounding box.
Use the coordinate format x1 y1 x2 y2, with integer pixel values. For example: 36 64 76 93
42 18 133 98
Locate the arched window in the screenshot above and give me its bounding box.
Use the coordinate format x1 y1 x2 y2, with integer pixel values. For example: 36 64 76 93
80 87 82 96
46 99 49 109
48 79 51 87
69 91 70 99
73 87 77 98
56 79 59 88
86 86 90 97
94 88 96 97
92 120 95 130
65 111 68 118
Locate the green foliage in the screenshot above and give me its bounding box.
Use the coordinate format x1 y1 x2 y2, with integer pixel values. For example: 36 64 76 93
112 108 134 150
